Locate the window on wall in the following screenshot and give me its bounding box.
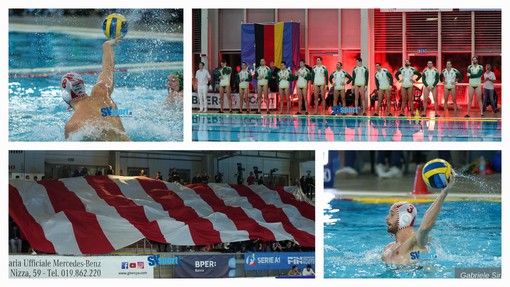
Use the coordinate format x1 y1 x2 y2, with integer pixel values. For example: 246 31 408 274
219 9 243 51
246 9 274 23
441 11 471 52
474 10 501 53
192 9 202 54
406 12 439 53
308 9 338 49
374 9 403 52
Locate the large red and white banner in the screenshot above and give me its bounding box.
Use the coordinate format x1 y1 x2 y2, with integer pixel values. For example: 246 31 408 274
9 176 314 255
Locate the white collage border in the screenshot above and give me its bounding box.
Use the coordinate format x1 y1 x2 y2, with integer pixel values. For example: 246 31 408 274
1 0 507 286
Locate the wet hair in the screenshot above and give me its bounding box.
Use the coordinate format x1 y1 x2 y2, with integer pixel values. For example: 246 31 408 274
169 71 183 91
281 61 287 66
375 62 381 66
242 61 247 66
356 58 362 62
300 59 305 63
317 57 322 61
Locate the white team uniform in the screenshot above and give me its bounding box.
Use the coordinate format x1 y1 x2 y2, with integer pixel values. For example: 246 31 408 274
238 70 251 89
375 68 391 90
441 68 460 89
353 66 368 86
422 68 439 87
297 67 310 88
256 66 270 86
313 65 327 86
398 67 418 88
331 70 349 90
220 67 231 87
278 68 291 89
468 64 483 87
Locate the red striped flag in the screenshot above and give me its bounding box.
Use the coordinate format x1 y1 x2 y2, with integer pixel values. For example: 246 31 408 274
9 176 315 255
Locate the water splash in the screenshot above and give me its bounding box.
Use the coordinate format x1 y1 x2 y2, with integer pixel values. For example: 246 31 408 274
452 168 501 194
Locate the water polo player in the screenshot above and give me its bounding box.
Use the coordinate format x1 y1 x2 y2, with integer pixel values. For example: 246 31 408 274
382 172 455 265
61 36 131 141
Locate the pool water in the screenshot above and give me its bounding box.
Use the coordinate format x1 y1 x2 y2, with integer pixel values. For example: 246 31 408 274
192 114 501 142
324 199 501 278
9 31 183 141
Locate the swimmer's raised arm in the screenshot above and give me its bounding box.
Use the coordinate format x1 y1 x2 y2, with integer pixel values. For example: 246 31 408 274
416 173 455 247
95 36 122 96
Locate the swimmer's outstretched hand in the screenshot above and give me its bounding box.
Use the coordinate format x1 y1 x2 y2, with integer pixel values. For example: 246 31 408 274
105 36 123 46
442 170 456 195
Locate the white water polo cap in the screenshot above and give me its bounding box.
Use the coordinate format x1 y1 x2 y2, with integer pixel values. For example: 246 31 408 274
392 202 417 230
61 73 87 105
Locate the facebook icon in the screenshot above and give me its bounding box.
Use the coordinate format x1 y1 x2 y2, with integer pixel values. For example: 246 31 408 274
121 262 129 269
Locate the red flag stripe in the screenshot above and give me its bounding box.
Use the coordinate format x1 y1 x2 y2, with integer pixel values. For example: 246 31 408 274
85 175 167 243
263 24 275 63
232 184 315 246
192 183 277 242
38 180 115 254
268 186 315 220
9 176 315 254
9 184 56 253
136 178 222 245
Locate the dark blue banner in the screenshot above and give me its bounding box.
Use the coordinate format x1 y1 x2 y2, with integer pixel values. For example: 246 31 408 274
244 252 315 271
175 255 236 278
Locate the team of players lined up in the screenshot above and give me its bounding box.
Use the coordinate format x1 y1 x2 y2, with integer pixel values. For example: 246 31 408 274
194 56 496 118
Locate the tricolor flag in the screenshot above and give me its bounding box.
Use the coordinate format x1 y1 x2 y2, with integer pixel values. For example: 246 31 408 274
9 176 315 255
241 22 300 71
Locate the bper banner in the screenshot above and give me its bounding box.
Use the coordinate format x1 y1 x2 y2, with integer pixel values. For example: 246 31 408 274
175 254 236 278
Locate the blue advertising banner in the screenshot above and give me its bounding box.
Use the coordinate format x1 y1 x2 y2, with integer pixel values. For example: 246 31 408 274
244 252 315 271
175 255 236 278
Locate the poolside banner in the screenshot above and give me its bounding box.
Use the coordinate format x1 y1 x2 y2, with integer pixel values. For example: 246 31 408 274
175 255 236 278
191 92 277 110
244 252 315 271
9 176 314 255
241 22 300 92
9 255 154 278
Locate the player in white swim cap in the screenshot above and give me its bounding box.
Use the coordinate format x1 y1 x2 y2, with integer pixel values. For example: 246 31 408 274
61 36 130 141
382 173 455 265
61 72 87 105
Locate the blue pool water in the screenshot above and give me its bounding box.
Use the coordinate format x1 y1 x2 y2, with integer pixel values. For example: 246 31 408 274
324 199 501 278
192 114 501 142
9 31 183 141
